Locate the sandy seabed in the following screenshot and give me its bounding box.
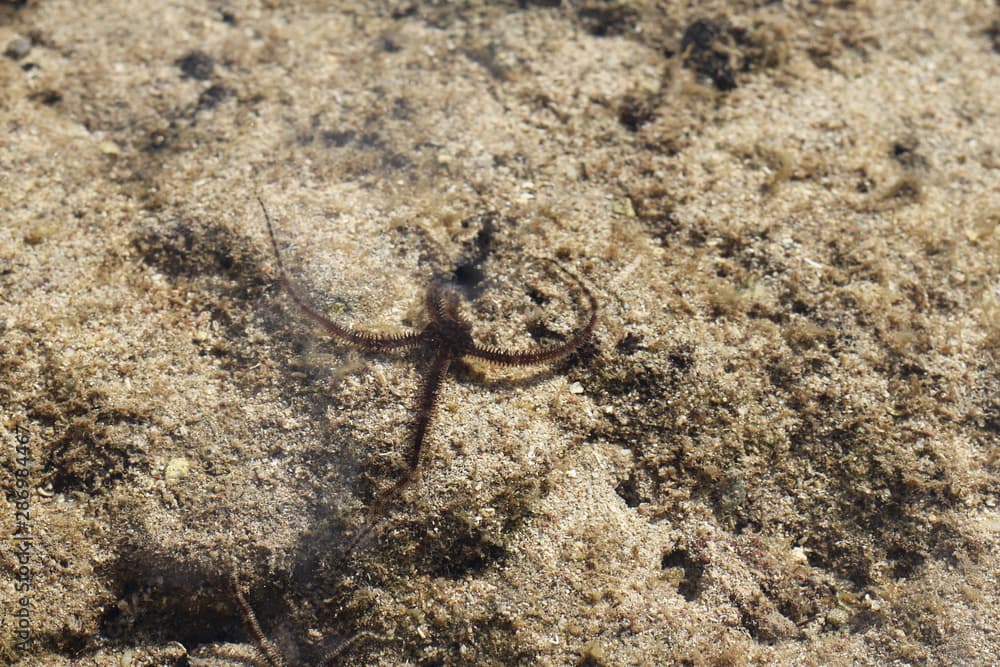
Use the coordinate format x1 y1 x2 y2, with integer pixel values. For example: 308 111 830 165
1 1 998 665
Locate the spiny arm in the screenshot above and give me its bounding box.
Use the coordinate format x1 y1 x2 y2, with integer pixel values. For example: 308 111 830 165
259 197 423 352
467 261 597 366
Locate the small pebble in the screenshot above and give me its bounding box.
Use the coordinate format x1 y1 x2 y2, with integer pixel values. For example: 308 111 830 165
825 608 850 628
175 50 214 80
5 36 31 60
165 457 191 482
98 141 121 156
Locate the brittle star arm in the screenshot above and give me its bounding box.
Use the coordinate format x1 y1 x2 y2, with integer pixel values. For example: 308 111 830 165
231 575 287 667
466 273 598 366
259 197 423 352
370 343 453 503
345 344 453 553
426 281 456 320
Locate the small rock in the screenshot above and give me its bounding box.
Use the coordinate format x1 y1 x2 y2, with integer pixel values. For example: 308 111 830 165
4 36 31 60
165 457 191 482
175 50 214 80
825 607 850 628
98 141 121 156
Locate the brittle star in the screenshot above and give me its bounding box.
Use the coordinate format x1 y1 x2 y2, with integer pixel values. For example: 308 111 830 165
259 198 597 550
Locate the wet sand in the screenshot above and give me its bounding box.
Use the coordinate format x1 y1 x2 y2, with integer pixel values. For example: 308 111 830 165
1 1 998 665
